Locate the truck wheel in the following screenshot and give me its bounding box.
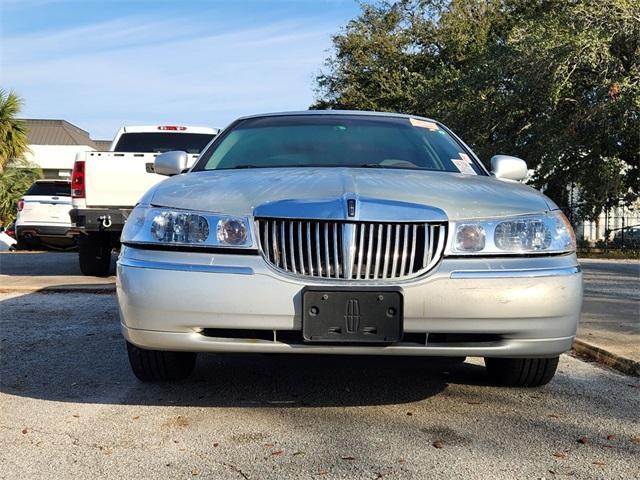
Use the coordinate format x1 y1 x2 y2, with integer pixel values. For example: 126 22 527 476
78 233 111 276
126 341 197 381
15 238 34 250
484 357 559 387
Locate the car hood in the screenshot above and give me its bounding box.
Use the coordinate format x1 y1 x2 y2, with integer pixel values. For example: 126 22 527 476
146 168 555 221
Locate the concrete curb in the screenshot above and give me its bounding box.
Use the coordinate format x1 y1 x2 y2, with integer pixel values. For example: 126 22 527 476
0 285 115 294
573 338 640 377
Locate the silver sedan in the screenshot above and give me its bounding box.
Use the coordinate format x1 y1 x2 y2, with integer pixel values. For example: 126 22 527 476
117 111 582 387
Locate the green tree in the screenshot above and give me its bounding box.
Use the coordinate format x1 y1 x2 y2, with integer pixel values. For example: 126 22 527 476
313 0 640 220
0 90 30 173
0 90 41 226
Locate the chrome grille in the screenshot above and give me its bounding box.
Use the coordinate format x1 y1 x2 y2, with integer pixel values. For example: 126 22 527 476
257 219 446 280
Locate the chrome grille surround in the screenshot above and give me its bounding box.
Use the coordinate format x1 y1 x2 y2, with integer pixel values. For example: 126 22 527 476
256 218 446 281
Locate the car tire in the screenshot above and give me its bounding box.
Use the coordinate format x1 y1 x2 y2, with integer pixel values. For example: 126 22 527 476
15 238 34 250
484 356 559 387
126 341 197 382
78 233 111 276
443 356 466 364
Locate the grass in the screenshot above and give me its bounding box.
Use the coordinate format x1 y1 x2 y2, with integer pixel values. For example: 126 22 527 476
577 249 640 260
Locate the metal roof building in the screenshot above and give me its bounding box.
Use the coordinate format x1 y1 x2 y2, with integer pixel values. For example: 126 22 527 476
21 119 110 179
24 119 98 148
93 139 112 150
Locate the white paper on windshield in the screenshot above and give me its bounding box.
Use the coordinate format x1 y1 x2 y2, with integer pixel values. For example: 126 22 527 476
452 159 477 175
459 153 472 163
409 118 439 130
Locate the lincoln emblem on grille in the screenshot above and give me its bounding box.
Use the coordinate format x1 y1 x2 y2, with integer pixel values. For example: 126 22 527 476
347 198 356 217
344 299 360 333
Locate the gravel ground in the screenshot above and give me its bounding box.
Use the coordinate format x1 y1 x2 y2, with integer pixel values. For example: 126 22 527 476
1 291 639 479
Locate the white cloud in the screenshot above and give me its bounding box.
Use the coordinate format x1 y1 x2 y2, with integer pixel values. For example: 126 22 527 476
2 11 338 138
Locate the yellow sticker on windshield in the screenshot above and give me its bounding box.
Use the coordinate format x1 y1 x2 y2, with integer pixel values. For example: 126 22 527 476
409 118 438 130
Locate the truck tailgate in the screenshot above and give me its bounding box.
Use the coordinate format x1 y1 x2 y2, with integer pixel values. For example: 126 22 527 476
83 152 197 207
84 152 162 207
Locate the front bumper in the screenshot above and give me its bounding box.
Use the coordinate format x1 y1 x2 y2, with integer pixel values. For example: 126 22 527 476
117 247 583 358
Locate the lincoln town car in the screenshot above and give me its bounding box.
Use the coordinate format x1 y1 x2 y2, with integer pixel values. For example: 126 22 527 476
117 111 582 387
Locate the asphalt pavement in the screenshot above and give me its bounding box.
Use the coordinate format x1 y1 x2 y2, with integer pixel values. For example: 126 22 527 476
0 251 115 292
0 252 639 479
577 259 639 373
1 291 639 479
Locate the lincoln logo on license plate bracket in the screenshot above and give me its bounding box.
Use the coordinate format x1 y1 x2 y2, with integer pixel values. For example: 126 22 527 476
344 299 360 333
302 288 403 344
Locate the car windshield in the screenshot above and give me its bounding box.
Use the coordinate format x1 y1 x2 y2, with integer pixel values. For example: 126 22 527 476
25 182 70 197
197 115 485 174
113 133 216 154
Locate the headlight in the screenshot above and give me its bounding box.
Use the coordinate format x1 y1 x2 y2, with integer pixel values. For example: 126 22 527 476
455 224 485 252
217 217 247 245
122 206 253 249
449 211 575 255
151 211 209 244
494 218 550 251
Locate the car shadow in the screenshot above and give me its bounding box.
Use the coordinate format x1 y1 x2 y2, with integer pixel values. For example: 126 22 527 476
0 288 490 408
125 354 487 408
0 251 116 277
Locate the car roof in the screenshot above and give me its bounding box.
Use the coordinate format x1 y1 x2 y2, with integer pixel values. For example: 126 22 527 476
236 109 439 124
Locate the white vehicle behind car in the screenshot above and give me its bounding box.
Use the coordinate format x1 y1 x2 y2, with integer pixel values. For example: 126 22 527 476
0 228 16 251
15 180 75 250
70 125 218 276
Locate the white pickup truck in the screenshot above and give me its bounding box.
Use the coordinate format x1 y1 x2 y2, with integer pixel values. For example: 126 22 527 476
70 125 218 276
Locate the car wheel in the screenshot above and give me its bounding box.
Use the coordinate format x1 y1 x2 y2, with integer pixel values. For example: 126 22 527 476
15 238 34 250
78 232 111 276
126 341 197 382
442 356 466 364
484 357 559 387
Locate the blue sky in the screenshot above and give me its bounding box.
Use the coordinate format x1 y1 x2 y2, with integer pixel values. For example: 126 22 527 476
0 0 361 139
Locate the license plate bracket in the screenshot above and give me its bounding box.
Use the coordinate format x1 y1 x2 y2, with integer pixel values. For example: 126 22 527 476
302 287 403 343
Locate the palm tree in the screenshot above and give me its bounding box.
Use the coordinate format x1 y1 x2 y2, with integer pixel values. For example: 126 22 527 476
0 89 41 226
0 90 30 173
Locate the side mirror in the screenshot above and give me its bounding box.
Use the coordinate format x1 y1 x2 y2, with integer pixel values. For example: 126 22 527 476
491 155 528 182
154 151 188 176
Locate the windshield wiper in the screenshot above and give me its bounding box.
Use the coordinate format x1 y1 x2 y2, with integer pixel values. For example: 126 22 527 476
229 164 391 170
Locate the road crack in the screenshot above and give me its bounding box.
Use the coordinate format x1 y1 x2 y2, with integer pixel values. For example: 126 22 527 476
222 461 250 479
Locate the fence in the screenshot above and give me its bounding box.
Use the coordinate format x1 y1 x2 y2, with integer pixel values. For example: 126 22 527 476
563 199 640 253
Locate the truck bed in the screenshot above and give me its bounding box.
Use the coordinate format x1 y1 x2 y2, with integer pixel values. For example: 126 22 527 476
82 151 198 207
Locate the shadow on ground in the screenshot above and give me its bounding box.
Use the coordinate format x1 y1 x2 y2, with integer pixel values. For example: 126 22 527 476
0 251 116 277
0 289 490 408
